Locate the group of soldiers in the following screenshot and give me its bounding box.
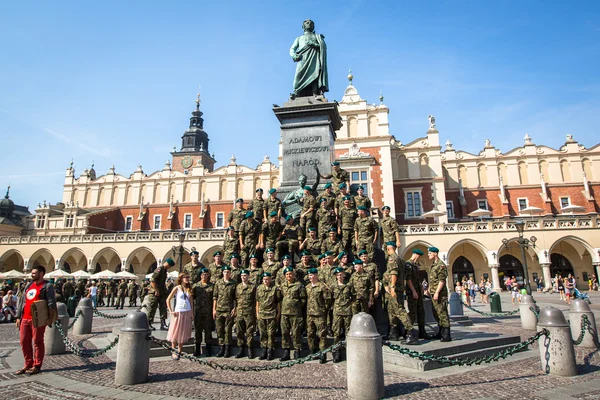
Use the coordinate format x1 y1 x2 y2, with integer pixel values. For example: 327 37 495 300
51 278 152 309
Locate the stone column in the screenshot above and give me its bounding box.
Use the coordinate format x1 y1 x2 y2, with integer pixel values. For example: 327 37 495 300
115 311 151 385
541 263 552 291
490 264 500 291
346 313 384 400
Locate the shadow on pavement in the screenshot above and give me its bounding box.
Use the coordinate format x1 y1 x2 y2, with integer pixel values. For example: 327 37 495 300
384 381 429 397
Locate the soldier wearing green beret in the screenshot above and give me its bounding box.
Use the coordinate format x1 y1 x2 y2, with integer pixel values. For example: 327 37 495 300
234 270 257 359
318 161 350 195
256 272 281 360
261 212 284 260
338 196 357 255
406 249 430 339
275 255 294 287
228 198 246 235
192 268 215 356
428 247 451 342
383 243 418 345
247 255 264 287
144 258 175 331
279 267 307 361
239 211 262 268
354 186 372 214
316 182 336 212
305 268 331 363
335 251 354 281
222 226 240 264
317 254 335 335
266 188 282 220
183 250 205 285
297 251 313 286
299 185 317 236
261 248 279 277
229 254 242 284
349 259 373 315
381 206 401 249
321 228 343 257
213 266 237 358
331 267 355 362
358 250 380 306
354 206 378 259
248 188 267 224
299 227 322 265
127 280 138 307
116 279 127 310
276 216 301 260
334 184 355 215
316 197 337 240
208 251 226 284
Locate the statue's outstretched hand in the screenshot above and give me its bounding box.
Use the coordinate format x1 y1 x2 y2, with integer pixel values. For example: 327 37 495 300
293 54 301 62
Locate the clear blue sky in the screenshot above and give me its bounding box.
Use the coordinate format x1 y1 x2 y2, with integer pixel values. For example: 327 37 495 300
1 1 599 210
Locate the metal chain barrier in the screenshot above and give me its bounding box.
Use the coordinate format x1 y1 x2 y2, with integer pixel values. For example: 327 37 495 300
93 309 127 319
461 302 520 317
55 321 119 358
383 329 550 367
573 314 590 345
529 306 540 319
148 335 345 371
67 310 83 329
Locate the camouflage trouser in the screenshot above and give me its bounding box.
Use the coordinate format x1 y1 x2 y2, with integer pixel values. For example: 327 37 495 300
387 294 413 330
432 297 450 328
215 311 234 345
145 292 168 322
318 224 334 240
281 315 303 350
106 293 116 307
352 298 369 315
276 240 299 260
194 313 215 345
356 238 375 259
300 215 316 234
97 292 104 306
128 293 137 306
235 313 256 347
116 294 126 308
407 294 425 326
258 318 277 348
306 315 327 351
240 242 258 268
341 229 355 254
332 313 352 344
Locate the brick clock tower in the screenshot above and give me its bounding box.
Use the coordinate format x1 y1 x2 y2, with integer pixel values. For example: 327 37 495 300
171 93 216 173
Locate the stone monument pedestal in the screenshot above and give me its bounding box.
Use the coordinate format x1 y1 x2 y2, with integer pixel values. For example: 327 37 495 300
273 96 341 210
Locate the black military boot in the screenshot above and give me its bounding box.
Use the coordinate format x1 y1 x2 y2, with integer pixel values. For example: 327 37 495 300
280 348 290 361
160 319 169 331
293 349 301 360
404 329 419 345
204 344 212 357
193 343 201 357
418 325 432 340
247 346 254 359
259 347 268 360
440 327 452 342
149 323 156 331
388 326 399 341
398 324 407 341
216 345 225 358
319 353 327 364
267 348 274 360
224 345 231 358
332 349 342 363
433 326 442 339
235 346 245 359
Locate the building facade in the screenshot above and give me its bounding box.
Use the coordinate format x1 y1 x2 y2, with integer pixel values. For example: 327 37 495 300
1 76 599 290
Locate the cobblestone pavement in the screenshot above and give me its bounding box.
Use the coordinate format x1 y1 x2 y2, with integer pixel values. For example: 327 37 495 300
1 294 600 399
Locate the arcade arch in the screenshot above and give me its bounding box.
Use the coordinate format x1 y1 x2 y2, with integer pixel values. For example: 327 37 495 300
91 247 121 273
59 248 88 273
201 245 223 266
126 247 158 275
28 248 55 271
402 241 432 283
447 239 489 283
549 236 594 283
161 248 191 272
0 250 25 272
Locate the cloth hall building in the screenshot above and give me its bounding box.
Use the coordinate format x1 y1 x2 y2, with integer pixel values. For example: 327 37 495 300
1 76 599 291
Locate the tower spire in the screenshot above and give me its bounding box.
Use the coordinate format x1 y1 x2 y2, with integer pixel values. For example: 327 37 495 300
5 185 10 199
196 85 201 111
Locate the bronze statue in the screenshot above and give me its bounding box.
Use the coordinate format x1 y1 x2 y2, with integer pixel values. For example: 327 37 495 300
290 19 329 98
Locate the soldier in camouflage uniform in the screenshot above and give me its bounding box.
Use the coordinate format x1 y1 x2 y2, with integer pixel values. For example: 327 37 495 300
383 242 418 345
223 226 240 263
97 280 106 307
229 254 242 284
115 279 127 310
127 280 138 307
349 259 373 315
299 185 317 235
213 266 237 357
261 248 279 277
256 272 281 360
247 254 264 287
276 216 301 260
76 279 86 299
234 270 257 358
405 249 431 339
316 182 336 211
299 227 322 264
381 205 401 249
62 279 75 302
334 184 355 215
228 198 246 235
316 197 337 240
145 258 174 330
265 188 282 219
354 186 372 214
192 268 215 356
321 227 343 257
208 250 226 285
183 250 205 285
331 267 354 362
140 280 149 304
428 247 451 342
318 161 349 195
239 211 262 268
335 251 354 281
276 255 301 287
279 267 306 361
354 205 378 259
261 211 283 260
338 196 357 255
305 268 331 363
358 250 381 309
248 188 267 224
296 251 313 286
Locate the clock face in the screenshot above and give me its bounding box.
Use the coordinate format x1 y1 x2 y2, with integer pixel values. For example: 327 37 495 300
181 156 193 169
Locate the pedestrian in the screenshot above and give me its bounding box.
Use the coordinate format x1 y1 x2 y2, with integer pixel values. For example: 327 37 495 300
14 266 57 375
511 279 520 306
166 272 194 360
88 281 98 308
3 290 17 322
557 274 565 302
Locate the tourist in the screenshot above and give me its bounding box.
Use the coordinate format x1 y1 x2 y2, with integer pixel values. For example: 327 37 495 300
557 274 565 301
565 274 576 304
593 275 598 291
3 289 17 322
479 277 487 304
14 265 57 375
511 279 520 306
88 281 98 308
166 272 194 360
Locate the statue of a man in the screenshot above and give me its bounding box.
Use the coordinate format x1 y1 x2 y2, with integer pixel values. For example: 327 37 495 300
282 172 320 219
290 19 328 98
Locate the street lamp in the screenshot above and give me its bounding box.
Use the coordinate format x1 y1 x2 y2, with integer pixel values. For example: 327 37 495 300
172 231 186 272
502 220 537 295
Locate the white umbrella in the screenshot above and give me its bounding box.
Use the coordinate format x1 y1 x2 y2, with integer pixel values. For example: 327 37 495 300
0 269 28 279
468 208 492 217
421 209 447 218
71 270 91 279
45 269 73 279
90 270 117 280
168 270 179 279
560 204 586 214
115 270 139 279
520 206 544 215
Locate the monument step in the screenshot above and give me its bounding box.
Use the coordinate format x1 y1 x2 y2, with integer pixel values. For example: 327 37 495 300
450 316 474 326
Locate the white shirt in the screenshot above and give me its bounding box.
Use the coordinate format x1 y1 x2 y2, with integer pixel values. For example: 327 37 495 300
174 287 191 312
90 286 98 296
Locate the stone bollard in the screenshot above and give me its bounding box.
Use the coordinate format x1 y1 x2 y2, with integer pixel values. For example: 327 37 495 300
115 311 151 385
72 297 93 335
537 306 577 376
423 296 436 323
45 303 69 355
449 292 463 316
570 299 598 348
347 312 384 400
519 295 538 330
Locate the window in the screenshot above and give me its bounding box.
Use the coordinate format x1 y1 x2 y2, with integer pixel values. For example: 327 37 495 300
216 212 225 228
124 216 133 231
184 213 193 229
477 200 488 210
349 170 369 197
405 190 422 218
517 198 529 211
446 201 454 219
65 214 74 228
36 215 46 229
560 197 570 209
153 215 162 230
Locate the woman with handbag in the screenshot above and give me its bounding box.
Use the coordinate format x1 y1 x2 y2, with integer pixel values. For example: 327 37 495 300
166 272 194 360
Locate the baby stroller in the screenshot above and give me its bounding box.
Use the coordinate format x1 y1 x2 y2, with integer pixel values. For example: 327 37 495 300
573 287 591 304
